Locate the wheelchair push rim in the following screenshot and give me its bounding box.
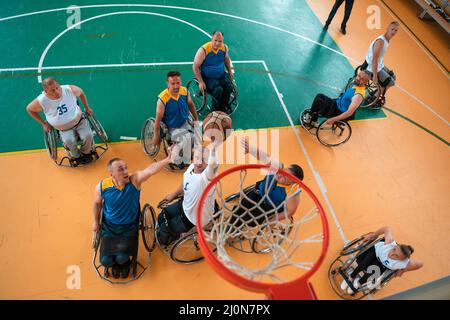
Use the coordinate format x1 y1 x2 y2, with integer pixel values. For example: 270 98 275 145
141 204 157 253
187 78 207 113
170 232 210 264
316 120 352 147
141 118 161 158
43 129 58 162
86 112 109 145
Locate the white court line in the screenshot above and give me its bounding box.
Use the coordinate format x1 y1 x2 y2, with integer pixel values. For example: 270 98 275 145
261 60 348 243
0 3 446 126
0 60 264 73
36 10 212 83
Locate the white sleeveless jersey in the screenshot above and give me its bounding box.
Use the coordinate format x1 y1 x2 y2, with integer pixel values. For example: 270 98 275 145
365 35 389 73
37 85 82 131
182 164 216 226
374 241 409 270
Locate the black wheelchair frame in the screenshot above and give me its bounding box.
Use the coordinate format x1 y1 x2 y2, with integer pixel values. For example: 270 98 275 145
186 74 239 118
300 109 352 147
43 112 109 167
153 196 215 264
92 204 156 284
328 234 397 300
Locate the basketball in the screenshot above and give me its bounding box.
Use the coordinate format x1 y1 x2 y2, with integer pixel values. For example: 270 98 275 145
202 111 232 143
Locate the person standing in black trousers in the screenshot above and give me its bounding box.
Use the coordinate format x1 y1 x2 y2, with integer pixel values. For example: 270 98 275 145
323 0 355 35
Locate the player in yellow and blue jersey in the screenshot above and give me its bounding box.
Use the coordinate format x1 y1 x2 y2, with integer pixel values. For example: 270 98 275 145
193 31 235 114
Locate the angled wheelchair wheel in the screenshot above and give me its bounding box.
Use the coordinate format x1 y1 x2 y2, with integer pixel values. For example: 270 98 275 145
170 232 206 264
224 185 255 203
86 113 108 145
187 78 207 113
141 118 161 158
43 129 58 162
141 204 157 253
252 217 294 253
316 120 352 147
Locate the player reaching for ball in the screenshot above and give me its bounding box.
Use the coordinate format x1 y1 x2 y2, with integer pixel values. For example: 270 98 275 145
202 111 233 143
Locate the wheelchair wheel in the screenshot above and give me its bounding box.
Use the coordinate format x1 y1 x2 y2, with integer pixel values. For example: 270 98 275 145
86 113 108 145
316 120 352 147
224 185 255 203
187 78 207 113
141 118 161 158
141 204 156 253
170 233 206 264
252 217 294 253
43 129 58 162
340 233 381 256
225 79 239 115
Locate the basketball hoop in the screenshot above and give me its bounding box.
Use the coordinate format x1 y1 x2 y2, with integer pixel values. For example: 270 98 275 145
196 164 329 300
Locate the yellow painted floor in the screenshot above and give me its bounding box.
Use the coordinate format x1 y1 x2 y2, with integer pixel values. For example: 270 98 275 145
0 0 449 299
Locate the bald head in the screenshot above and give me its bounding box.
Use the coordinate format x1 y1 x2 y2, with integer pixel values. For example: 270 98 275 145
41 77 58 89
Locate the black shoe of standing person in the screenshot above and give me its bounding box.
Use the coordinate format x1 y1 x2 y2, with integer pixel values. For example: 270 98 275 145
340 26 347 35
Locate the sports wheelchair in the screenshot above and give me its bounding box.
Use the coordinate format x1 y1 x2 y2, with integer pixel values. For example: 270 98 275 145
343 64 395 110
328 234 397 300
223 185 294 254
141 109 199 171
300 109 352 147
92 204 156 284
44 112 108 167
153 197 216 264
186 75 239 118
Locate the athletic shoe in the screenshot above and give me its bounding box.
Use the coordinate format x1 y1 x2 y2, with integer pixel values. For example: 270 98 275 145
119 260 130 279
340 27 347 35
112 264 121 279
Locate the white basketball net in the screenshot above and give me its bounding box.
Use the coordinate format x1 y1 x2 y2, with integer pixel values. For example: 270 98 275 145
200 168 325 283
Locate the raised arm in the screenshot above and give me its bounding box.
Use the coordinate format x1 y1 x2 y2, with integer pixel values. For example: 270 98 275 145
193 47 206 92
131 150 173 189
69 85 93 115
396 259 423 277
92 183 102 233
205 142 219 181
26 99 53 132
241 137 281 168
326 94 362 125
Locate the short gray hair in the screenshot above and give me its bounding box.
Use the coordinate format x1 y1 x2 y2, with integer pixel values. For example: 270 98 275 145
107 157 123 171
41 77 58 89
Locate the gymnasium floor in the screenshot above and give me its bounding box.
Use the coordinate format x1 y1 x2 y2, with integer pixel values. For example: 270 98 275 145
0 0 449 299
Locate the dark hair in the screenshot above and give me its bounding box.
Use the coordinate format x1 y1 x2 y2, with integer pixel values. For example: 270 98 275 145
107 157 123 171
399 244 414 258
288 164 304 181
389 21 400 27
212 30 224 37
167 71 181 79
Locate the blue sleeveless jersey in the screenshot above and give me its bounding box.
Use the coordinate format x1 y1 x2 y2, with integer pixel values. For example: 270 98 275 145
100 177 140 225
258 174 301 207
200 42 226 79
159 87 189 128
336 84 366 112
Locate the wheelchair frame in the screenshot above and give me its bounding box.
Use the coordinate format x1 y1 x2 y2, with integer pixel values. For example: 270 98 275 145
186 75 239 117
300 109 352 147
328 234 397 300
43 112 109 168
343 64 384 109
153 196 213 264
91 203 156 284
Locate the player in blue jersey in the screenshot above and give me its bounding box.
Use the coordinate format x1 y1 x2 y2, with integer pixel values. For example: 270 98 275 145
92 152 173 278
152 71 199 166
302 70 370 127
193 31 235 113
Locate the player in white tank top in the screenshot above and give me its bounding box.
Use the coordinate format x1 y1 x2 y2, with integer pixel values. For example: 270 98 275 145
26 77 96 162
364 22 399 85
156 143 219 247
